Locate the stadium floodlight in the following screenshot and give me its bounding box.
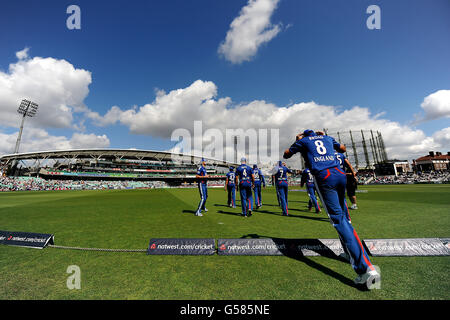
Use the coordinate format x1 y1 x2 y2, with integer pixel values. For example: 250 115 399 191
14 99 39 154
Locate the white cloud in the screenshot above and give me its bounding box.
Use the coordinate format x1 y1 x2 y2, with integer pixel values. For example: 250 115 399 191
419 89 450 121
92 79 448 162
86 106 126 127
16 47 30 60
432 127 450 151
68 132 110 149
218 0 283 64
0 49 112 157
0 48 92 129
90 80 231 137
0 129 110 155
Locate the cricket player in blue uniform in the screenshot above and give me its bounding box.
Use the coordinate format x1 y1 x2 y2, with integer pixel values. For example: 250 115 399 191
272 160 291 216
284 130 379 287
336 152 359 210
225 166 236 208
235 157 255 217
195 158 208 217
272 171 281 207
335 152 353 222
301 168 321 213
252 164 266 209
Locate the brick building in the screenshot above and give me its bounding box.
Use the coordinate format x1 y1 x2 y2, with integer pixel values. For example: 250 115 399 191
413 151 450 172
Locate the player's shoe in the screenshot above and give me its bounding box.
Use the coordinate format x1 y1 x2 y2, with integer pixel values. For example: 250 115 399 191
354 270 380 289
350 204 358 210
248 211 252 217
204 208 208 212
195 212 203 217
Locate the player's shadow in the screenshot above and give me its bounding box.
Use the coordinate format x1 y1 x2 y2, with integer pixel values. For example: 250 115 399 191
182 210 197 215
240 233 366 290
256 209 329 222
217 210 242 217
289 200 310 204
263 203 283 207
214 203 240 208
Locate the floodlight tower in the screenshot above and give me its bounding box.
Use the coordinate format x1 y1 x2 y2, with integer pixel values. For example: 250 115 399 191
14 99 39 154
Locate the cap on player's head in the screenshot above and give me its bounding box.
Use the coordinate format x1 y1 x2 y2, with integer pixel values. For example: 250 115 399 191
240 157 247 164
229 166 234 171
253 164 258 169
201 157 206 165
278 160 283 166
303 129 316 137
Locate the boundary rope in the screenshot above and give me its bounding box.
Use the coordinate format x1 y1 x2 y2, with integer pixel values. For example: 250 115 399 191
48 244 147 252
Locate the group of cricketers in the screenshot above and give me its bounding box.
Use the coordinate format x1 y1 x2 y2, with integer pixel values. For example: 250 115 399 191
196 157 293 218
194 129 379 288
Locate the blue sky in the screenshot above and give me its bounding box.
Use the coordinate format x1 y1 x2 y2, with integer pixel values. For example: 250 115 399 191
0 0 449 159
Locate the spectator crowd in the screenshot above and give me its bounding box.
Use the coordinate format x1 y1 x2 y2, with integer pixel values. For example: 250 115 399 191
1 170 449 192
366 171 450 184
0 177 169 192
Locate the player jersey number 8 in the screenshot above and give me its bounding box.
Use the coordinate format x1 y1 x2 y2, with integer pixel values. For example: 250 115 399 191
315 140 327 155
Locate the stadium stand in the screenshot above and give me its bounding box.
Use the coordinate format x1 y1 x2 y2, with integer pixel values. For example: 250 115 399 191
365 171 450 185
1 149 449 191
0 149 232 189
0 176 170 192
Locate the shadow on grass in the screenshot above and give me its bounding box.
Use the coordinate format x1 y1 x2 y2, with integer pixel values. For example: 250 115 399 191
217 210 242 217
240 233 367 291
256 208 329 222
213 203 240 208
286 200 309 204
182 210 197 216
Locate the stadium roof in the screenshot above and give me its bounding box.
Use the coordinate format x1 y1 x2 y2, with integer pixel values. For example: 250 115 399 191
414 151 450 162
415 155 450 162
0 149 238 167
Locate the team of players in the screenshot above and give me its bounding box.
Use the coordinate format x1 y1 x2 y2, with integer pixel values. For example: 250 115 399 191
199 157 293 218
197 158 356 218
195 129 379 288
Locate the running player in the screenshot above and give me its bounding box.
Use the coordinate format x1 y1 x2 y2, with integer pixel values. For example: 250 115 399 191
272 164 281 207
225 166 236 208
301 168 321 213
336 152 358 210
252 164 266 209
235 157 255 217
195 158 208 217
283 129 379 287
272 160 291 216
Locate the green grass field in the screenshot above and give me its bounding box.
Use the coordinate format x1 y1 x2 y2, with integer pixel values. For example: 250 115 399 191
1 184 449 300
